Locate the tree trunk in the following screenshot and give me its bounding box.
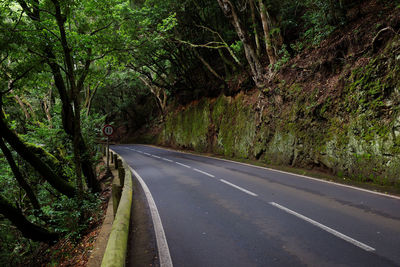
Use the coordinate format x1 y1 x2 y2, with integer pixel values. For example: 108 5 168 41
18 0 100 194
193 49 224 81
43 100 52 128
85 81 101 117
45 42 100 194
13 94 30 120
51 0 100 194
259 0 277 65
79 136 101 193
138 76 167 118
0 138 41 210
217 0 264 87
0 195 59 243
218 49 233 77
73 102 84 199
249 0 261 57
0 116 76 198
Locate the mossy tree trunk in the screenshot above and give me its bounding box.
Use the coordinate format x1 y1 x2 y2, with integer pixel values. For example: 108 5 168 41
0 138 41 210
0 195 59 243
0 114 76 198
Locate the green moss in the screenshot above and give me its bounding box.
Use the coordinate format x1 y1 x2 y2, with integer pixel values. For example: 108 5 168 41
156 37 400 189
211 95 229 124
26 143 60 165
214 94 256 158
162 99 210 152
24 142 70 181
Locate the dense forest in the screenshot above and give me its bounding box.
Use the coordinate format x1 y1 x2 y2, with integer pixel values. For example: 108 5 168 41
1 0 399 264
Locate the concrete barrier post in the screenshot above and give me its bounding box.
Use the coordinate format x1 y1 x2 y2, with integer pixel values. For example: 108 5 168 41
114 154 119 169
118 166 125 187
112 182 122 217
117 159 122 172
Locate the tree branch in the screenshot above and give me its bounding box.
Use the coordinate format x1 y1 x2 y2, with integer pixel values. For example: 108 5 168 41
90 21 114 36
1 64 38 95
17 0 39 21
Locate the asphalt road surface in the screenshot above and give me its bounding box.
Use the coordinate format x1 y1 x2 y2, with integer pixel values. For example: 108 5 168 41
112 144 400 267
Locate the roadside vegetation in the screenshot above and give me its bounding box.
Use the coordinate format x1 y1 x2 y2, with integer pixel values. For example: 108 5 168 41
1 0 399 264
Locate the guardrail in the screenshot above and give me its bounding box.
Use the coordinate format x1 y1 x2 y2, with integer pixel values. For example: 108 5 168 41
101 149 132 267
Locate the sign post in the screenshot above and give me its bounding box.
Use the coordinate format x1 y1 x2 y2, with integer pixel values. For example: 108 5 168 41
102 124 114 168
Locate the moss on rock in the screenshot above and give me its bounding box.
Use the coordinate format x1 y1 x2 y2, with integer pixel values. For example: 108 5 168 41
156 37 400 189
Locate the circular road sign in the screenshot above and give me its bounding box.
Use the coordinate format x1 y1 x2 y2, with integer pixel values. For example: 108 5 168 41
102 124 114 137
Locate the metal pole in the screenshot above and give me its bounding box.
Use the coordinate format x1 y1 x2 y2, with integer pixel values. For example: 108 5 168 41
106 137 110 169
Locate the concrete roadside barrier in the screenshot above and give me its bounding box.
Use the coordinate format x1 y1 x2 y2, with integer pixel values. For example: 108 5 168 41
101 151 132 267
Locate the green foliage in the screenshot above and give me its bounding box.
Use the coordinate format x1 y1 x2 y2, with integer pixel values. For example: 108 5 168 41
0 0 126 261
0 217 40 266
1 0 399 263
345 45 400 118
41 194 102 239
0 154 19 201
81 110 107 161
304 23 335 47
230 41 243 55
157 12 177 33
273 44 291 71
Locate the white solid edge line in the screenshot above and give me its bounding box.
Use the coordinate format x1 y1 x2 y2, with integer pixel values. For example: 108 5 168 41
175 162 191 168
220 179 258 197
129 166 173 267
141 145 400 200
193 168 215 178
269 202 375 252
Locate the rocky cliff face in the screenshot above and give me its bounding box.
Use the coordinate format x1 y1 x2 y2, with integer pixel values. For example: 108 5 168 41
156 34 400 188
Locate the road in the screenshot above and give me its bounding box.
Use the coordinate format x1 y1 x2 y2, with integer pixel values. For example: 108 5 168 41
112 144 400 267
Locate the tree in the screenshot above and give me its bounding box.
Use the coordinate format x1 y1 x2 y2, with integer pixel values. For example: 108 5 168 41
0 138 40 210
0 195 59 243
217 0 265 87
259 0 277 65
0 0 127 249
11 0 129 194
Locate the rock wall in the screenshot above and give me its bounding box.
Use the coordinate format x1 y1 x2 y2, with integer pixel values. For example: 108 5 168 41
156 36 400 188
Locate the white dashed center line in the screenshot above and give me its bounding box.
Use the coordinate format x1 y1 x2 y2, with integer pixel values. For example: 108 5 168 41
175 162 191 168
193 168 215 178
132 148 260 199
220 179 258 197
269 202 375 252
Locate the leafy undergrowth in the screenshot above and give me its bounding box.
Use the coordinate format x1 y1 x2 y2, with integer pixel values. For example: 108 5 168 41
22 161 113 267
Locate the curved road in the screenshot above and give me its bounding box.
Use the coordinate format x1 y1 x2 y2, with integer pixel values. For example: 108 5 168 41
112 144 400 267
